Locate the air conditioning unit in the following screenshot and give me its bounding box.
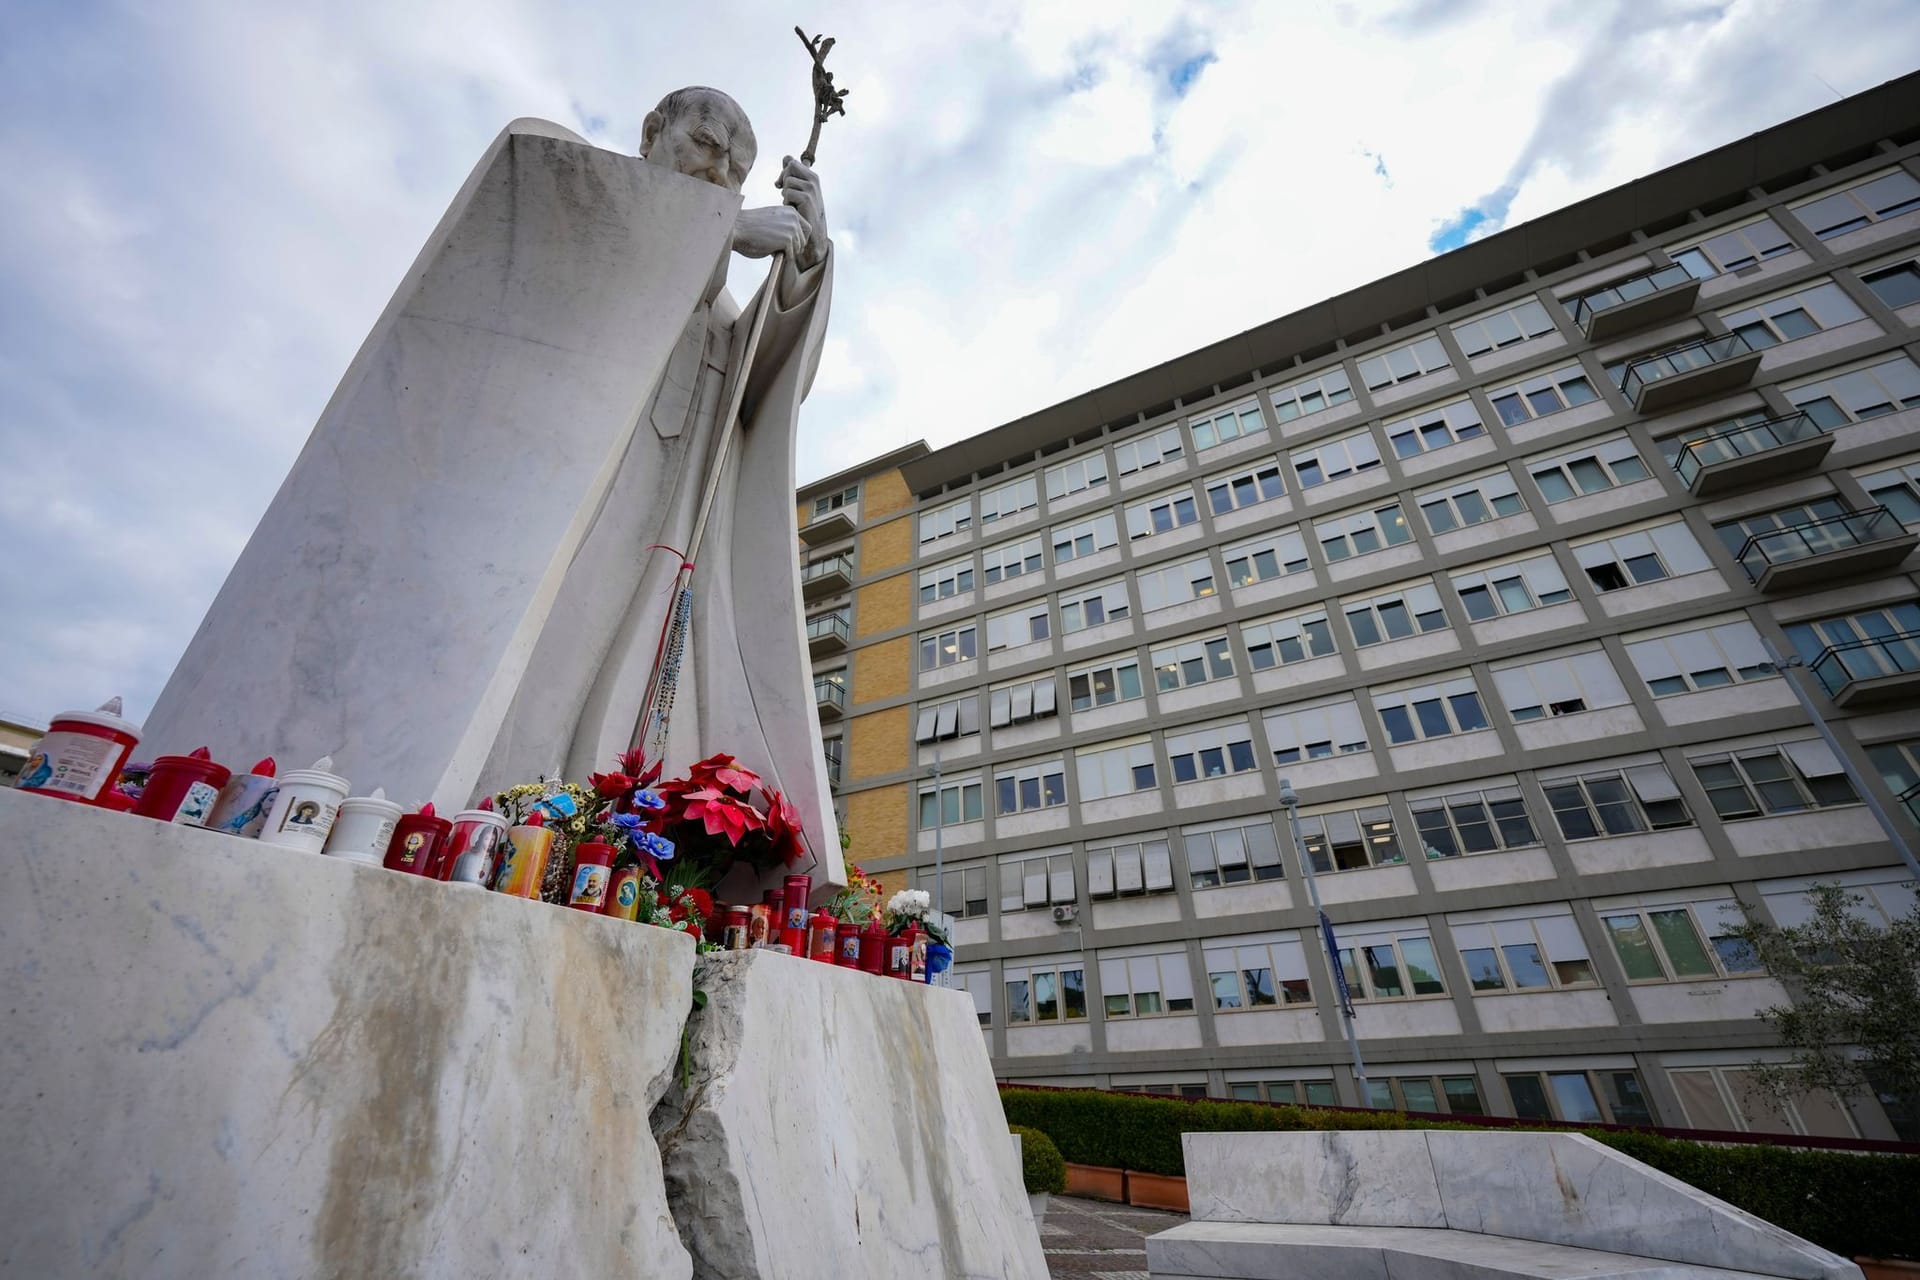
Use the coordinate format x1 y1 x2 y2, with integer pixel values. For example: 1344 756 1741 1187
1050 903 1079 925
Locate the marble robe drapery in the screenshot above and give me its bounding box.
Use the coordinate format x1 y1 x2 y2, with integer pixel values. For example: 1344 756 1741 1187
477 140 843 891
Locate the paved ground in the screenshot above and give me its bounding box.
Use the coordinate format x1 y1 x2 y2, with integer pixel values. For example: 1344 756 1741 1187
1040 1193 1188 1279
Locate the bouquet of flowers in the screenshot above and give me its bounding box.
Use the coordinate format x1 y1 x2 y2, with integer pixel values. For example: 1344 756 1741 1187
826 862 885 925
884 887 950 946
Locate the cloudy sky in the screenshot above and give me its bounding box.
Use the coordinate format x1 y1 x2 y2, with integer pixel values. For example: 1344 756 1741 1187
3 0 1917 728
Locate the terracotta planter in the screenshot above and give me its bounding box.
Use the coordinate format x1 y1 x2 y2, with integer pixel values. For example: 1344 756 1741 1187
1857 1260 1920 1280
1126 1170 1189 1213
1064 1162 1126 1202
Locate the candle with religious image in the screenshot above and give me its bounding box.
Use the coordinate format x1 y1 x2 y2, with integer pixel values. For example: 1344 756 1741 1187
383 801 450 874
207 758 279 838
604 865 643 921
258 756 351 852
13 697 141 806
133 747 231 827
322 788 401 864
494 811 554 899
442 804 508 887
567 840 614 912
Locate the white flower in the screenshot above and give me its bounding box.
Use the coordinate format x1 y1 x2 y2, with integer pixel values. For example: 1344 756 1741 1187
888 888 932 917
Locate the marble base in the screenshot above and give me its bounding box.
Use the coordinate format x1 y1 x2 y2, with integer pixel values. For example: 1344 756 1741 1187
0 786 696 1279
654 949 1048 1279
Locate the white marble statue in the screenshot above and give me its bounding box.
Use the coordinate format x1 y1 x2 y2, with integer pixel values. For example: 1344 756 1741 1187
144 88 844 889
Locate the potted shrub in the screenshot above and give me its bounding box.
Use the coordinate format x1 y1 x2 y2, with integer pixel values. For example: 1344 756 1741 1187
1010 1125 1066 1228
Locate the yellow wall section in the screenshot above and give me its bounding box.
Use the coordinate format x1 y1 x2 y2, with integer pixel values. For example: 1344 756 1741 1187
849 706 909 781
844 783 907 864
859 513 913 576
855 572 911 639
861 468 913 522
852 635 912 704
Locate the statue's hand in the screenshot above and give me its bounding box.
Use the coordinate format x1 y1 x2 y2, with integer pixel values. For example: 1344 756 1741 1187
732 206 811 261
776 156 828 270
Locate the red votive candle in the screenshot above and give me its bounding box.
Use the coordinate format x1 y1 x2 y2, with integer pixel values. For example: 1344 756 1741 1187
836 921 863 967
808 910 838 963
385 806 451 875
782 873 812 933
567 840 614 912
133 748 232 827
860 920 887 974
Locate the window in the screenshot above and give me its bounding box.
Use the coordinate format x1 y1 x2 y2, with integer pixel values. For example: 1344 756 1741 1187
1541 764 1692 839
1336 926 1444 1000
1790 168 1920 239
1125 487 1200 540
1492 648 1627 722
1051 512 1120 564
1784 601 1920 667
1760 869 1919 929
985 604 1050 651
913 863 989 919
1711 497 1850 561
1190 400 1267 450
1059 579 1131 632
1136 557 1217 611
1572 520 1712 592
1687 740 1857 820
999 851 1075 912
1344 581 1448 647
1268 368 1355 424
1866 739 1920 815
1075 737 1157 801
1386 397 1486 459
1297 804 1403 872
1598 897 1759 983
1317 502 1414 561
1452 552 1573 621
919 496 972 544
1860 459 1920 525
1453 911 1596 991
1206 934 1312 1009
1230 1078 1339 1107
1242 608 1336 669
1114 425 1183 476
1366 1074 1488 1116
1204 458 1287 514
1373 675 1490 744
1720 281 1865 349
1669 1064 1860 1138
1487 363 1602 428
918 776 983 828
1410 783 1537 858
979 475 1038 525
811 484 857 517
988 675 1058 728
1045 451 1109 502
1088 836 1175 897
1152 632 1235 692
981 535 1043 585
1099 951 1197 1016
954 968 994 1025
1223 527 1311 588
1672 214 1797 278
1784 354 1920 428
1862 257 1920 309
1358 334 1450 391
1505 1069 1654 1126
995 758 1067 815
1183 818 1284 888
1623 618 1774 696
1292 428 1382 488
918 624 977 671
1164 719 1258 783
1264 698 1369 763
1452 298 1556 356
1417 470 1525 534
1004 958 1087 1023
822 735 843 788
1067 655 1144 711
1528 436 1652 502
918 556 974 604
915 694 982 744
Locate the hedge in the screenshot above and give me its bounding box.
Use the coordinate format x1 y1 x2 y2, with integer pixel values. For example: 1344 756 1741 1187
1010 1124 1067 1195
1000 1087 1920 1260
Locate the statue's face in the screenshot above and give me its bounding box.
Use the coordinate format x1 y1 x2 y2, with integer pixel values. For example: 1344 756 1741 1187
641 91 755 193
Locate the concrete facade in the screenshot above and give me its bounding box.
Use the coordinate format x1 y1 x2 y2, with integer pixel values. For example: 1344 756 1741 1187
802 75 1920 1140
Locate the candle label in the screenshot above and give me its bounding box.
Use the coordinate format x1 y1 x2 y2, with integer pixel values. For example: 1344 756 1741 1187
890 943 910 972
279 796 338 838
173 781 221 826
839 933 861 961
569 863 609 908
615 876 640 912
395 830 429 867
785 906 809 931
15 731 120 799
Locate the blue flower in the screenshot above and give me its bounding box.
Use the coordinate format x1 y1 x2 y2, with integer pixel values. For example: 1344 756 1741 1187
630 789 666 811
636 831 675 861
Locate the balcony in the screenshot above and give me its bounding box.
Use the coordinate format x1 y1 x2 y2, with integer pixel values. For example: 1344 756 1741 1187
1571 263 1701 341
1671 411 1833 497
1733 507 1919 592
806 611 850 657
800 553 853 601
814 678 848 720
824 744 844 791
800 508 856 547
1616 332 1762 414
1809 631 1920 708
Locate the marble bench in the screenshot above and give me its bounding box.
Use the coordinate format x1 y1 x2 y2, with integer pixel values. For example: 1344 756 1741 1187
1146 1130 1863 1280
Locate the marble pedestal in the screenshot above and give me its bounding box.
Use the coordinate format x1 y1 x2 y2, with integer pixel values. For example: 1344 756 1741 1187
655 949 1049 1280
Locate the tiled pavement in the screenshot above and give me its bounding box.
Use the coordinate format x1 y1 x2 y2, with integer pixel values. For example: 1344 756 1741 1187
1040 1193 1187 1280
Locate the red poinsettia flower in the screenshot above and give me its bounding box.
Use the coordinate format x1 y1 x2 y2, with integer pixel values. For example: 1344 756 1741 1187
589 771 637 800
665 885 714 925
762 788 806 867
680 786 766 845
690 752 762 797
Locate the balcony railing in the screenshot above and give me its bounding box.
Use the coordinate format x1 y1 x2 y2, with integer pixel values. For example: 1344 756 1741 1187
824 748 844 790
1616 331 1761 413
805 611 851 653
1570 263 1699 340
1733 506 1918 590
1808 631 1920 706
814 679 848 718
800 507 857 546
1900 779 1920 829
800 553 853 600
1671 411 1832 496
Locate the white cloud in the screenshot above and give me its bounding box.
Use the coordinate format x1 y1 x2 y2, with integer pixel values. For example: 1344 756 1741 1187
1 0 1918 725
